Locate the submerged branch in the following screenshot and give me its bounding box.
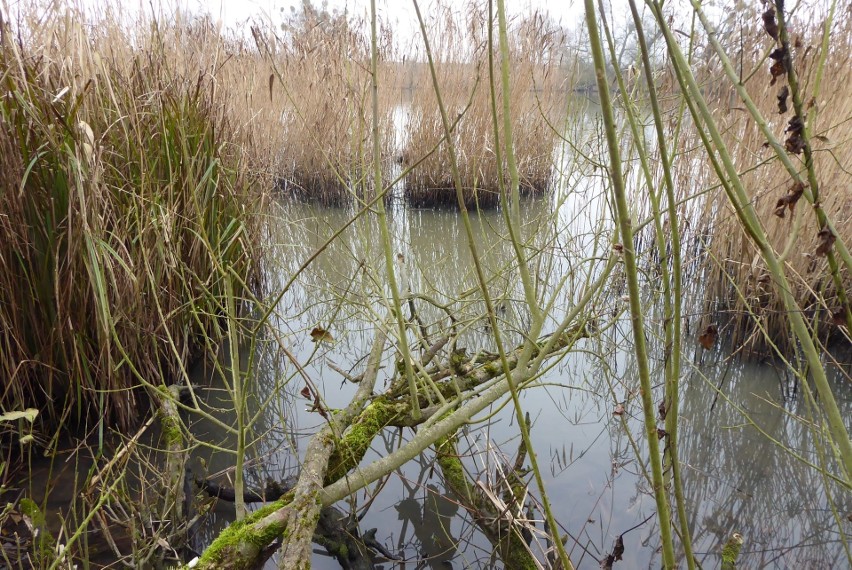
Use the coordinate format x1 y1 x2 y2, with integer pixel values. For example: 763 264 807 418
192 323 590 569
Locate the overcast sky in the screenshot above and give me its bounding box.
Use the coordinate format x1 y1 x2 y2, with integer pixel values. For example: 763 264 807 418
144 0 625 39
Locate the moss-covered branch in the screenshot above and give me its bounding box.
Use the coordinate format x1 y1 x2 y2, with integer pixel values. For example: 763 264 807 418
435 436 539 570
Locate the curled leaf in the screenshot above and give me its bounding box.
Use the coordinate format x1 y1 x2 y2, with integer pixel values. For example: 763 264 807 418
658 399 667 421
784 116 806 154
698 324 718 350
310 326 334 343
762 7 779 40
774 181 805 218
815 228 836 256
777 85 789 114
300 385 311 399
769 60 786 86
657 428 668 440
613 534 625 561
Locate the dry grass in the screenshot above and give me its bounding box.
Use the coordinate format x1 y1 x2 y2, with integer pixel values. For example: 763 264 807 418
0 3 267 431
249 4 398 205
403 2 569 209
690 4 852 351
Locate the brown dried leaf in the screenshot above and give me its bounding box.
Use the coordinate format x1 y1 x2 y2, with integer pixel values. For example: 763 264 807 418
785 135 806 154
774 181 805 217
658 399 667 421
770 60 786 86
698 324 718 350
769 47 786 62
300 385 311 399
762 7 779 40
613 535 625 561
657 428 668 440
815 228 836 256
777 85 789 114
310 326 334 343
786 116 804 136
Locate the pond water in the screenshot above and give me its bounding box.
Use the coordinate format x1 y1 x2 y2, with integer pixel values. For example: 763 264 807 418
187 194 852 569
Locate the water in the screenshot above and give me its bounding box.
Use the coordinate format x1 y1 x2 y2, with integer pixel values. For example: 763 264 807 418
187 197 852 569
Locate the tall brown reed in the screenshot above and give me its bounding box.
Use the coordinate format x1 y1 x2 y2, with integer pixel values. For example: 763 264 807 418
0 4 266 432
685 6 851 351
250 4 397 205
403 2 567 208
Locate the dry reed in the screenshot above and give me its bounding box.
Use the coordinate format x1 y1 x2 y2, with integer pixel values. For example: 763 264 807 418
403 2 568 209
0 3 267 431
251 4 398 205
688 5 851 351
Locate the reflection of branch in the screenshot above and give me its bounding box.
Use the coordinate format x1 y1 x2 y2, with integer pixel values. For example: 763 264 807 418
435 436 544 569
192 332 385 569
194 321 591 568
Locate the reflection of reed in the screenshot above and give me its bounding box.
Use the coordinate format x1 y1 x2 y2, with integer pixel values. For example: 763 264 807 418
675 352 852 568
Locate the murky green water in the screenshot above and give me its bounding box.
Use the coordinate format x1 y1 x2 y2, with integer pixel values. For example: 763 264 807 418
188 196 852 569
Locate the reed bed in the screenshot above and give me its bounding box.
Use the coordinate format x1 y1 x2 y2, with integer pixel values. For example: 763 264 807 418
403 3 568 209
0 4 267 431
682 6 852 351
253 4 398 205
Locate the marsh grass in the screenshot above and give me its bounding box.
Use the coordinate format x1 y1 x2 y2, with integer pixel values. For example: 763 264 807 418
679 7 852 351
0 4 266 432
252 4 398 205
403 3 567 208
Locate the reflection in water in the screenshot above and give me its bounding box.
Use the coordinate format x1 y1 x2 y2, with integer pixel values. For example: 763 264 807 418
188 192 851 569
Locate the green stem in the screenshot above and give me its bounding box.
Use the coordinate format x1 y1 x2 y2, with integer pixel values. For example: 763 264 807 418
585 1 676 566
650 0 852 482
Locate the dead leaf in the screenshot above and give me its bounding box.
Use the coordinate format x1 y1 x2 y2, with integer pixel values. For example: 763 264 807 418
762 7 779 40
770 60 786 86
613 403 625 416
785 116 806 154
657 428 668 440
310 326 334 343
658 399 667 421
300 385 311 399
613 534 625 561
774 181 805 218
769 47 786 62
777 85 789 114
613 243 624 253
815 228 836 256
698 324 718 350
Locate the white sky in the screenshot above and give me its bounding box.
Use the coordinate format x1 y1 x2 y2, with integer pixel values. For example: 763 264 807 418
189 0 589 30
149 0 626 39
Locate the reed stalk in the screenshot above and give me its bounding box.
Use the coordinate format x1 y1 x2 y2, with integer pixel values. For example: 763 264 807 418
584 1 677 566
648 0 852 482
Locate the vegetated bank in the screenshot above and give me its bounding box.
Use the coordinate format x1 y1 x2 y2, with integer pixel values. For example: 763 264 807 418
0 6 267 433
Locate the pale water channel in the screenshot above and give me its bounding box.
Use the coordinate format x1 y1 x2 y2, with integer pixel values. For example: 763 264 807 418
187 193 852 569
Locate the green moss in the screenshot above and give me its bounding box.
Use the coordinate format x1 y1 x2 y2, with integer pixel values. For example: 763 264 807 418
325 398 400 484
721 532 744 569
194 493 294 569
154 386 183 447
435 437 468 496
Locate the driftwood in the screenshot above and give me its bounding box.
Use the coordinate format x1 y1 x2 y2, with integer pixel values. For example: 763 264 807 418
195 476 399 569
191 325 588 570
